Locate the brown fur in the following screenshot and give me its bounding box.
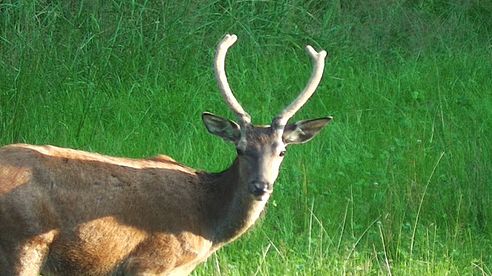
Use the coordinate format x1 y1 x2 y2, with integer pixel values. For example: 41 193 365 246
0 144 268 275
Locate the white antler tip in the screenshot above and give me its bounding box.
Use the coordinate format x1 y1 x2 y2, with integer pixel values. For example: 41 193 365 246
220 34 238 48
306 45 327 59
225 34 237 40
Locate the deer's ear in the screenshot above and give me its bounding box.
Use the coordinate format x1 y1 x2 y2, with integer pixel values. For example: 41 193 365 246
283 117 332 145
202 112 241 143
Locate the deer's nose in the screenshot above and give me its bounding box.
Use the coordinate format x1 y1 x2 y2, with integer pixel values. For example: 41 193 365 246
249 181 272 198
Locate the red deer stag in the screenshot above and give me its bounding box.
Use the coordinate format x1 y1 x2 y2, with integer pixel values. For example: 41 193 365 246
0 34 331 275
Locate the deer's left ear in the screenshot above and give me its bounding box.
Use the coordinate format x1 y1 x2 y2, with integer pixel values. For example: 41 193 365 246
202 112 241 143
282 117 332 145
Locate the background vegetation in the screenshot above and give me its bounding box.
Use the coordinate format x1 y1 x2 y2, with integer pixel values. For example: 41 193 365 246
1 0 491 274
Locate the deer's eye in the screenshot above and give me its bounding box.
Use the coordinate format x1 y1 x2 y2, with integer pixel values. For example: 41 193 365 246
279 150 286 157
236 148 245 155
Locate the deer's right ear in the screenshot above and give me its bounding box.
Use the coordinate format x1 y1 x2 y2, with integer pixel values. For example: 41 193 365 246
202 112 241 143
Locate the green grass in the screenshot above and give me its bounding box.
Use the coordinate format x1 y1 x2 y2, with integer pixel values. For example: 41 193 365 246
1 0 491 274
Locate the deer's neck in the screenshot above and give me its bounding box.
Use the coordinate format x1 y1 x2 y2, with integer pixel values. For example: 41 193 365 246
203 158 269 247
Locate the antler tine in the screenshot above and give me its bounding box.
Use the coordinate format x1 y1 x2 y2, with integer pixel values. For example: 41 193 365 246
214 34 251 124
273 45 327 129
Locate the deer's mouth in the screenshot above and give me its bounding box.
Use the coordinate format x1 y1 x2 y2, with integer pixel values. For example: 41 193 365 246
249 182 273 200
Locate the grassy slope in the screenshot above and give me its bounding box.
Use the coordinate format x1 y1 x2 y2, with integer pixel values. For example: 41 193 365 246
1 0 491 274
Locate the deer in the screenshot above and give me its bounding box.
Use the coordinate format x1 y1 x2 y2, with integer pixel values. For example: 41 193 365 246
0 34 331 275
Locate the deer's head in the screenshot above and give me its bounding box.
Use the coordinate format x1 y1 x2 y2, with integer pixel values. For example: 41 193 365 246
203 34 332 201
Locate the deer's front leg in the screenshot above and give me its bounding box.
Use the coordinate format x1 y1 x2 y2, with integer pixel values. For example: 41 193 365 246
122 233 212 275
122 235 181 275
8 233 54 276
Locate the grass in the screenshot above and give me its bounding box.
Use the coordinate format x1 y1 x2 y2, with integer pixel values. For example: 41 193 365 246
1 0 491 274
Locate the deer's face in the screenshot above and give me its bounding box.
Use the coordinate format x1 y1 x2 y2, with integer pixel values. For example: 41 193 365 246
202 112 331 201
234 125 285 200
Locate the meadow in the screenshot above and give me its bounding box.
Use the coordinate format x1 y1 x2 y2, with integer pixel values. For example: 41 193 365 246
1 0 491 274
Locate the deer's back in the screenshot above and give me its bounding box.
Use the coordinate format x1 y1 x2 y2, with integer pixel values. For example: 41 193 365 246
0 144 214 274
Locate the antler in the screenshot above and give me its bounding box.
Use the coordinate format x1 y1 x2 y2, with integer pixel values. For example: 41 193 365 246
214 34 251 124
273 45 327 129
